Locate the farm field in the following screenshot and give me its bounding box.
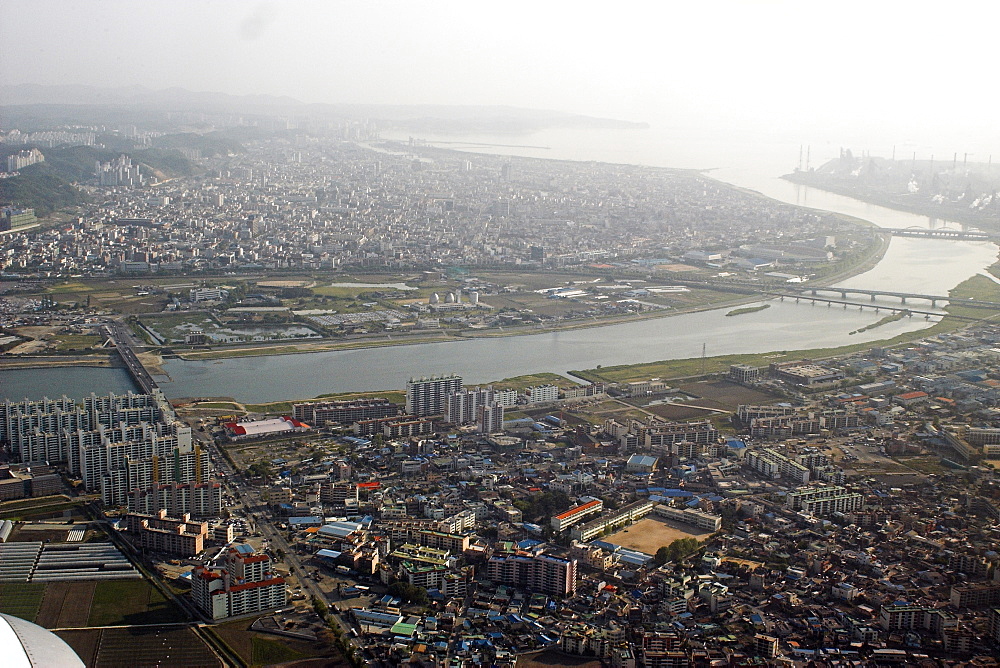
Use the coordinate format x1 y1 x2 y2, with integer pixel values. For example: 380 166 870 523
605 517 713 555
1 578 186 629
35 581 96 628
88 579 185 627
56 626 221 667
0 582 46 622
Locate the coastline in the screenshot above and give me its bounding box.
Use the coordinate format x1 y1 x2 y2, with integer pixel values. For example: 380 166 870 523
780 172 998 231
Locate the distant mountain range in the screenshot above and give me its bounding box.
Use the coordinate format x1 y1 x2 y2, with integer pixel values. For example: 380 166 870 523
2 83 302 109
0 84 648 132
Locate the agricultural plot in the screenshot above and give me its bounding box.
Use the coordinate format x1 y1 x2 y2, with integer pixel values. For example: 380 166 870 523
52 629 102 666
35 581 96 628
87 579 185 627
0 582 46 622
57 627 220 668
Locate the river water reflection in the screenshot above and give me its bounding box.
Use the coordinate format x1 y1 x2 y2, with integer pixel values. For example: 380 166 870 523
155 235 995 402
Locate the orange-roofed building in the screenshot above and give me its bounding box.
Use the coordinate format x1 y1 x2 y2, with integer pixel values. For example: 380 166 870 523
550 499 604 532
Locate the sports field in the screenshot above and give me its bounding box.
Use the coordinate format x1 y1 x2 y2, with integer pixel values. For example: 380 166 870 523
605 517 712 554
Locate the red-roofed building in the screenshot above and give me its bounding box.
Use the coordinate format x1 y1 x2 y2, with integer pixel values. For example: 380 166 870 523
551 499 604 532
894 391 930 407
224 416 310 440
191 545 286 619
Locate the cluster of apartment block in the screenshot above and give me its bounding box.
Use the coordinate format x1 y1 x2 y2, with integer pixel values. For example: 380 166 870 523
744 448 812 484
603 417 719 454
784 485 865 516
0 391 212 510
736 403 862 438
293 397 400 425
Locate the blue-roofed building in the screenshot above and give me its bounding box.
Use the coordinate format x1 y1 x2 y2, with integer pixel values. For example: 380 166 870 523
591 540 618 552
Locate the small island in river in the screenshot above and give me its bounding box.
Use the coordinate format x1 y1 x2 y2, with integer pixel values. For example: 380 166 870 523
726 304 771 317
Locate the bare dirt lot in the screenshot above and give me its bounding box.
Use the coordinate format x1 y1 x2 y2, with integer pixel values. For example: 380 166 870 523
8 526 70 543
643 403 717 421
675 380 780 412
605 517 713 554
517 650 603 668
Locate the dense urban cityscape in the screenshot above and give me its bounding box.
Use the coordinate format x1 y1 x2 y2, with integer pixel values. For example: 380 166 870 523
2 98 1000 668
3 0 1000 662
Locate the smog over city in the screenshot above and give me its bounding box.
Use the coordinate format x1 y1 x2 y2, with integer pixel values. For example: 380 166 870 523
1 2 1000 667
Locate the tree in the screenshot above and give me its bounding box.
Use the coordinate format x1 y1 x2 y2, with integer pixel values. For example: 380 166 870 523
388 581 429 605
656 538 701 564
654 546 670 565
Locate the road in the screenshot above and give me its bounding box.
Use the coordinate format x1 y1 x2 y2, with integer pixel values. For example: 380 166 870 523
206 436 366 661
102 320 158 393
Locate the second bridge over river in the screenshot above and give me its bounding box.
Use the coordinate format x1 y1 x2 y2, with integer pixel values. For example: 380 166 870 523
769 293 947 319
796 286 1000 310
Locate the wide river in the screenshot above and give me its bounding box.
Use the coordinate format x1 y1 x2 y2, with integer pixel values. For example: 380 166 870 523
3 127 996 403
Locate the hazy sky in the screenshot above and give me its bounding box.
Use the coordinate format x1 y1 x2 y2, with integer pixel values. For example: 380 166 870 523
2 0 998 152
